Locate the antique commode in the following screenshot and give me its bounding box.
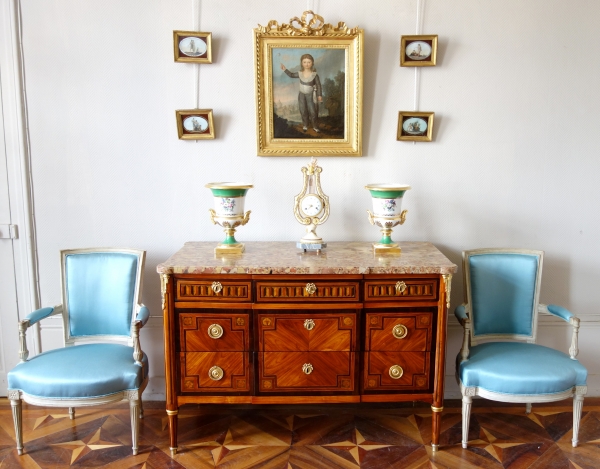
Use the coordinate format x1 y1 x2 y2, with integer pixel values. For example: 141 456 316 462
157 241 456 453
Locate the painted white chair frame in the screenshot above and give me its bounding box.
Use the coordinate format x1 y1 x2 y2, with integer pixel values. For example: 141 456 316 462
455 248 586 449
8 248 149 456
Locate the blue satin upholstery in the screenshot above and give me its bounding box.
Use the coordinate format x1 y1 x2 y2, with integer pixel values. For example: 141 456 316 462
455 304 468 321
25 307 55 325
66 252 138 337
547 304 574 322
136 305 150 326
8 343 148 398
458 342 587 395
469 253 539 337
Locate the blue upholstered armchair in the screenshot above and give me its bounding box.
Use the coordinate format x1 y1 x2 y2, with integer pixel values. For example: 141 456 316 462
7 248 149 456
455 248 587 449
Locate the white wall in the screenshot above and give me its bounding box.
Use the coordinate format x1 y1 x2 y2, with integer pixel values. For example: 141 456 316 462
18 0 600 399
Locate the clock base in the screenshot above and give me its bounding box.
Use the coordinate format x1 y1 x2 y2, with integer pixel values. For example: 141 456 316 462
215 243 245 255
297 242 327 253
372 242 401 255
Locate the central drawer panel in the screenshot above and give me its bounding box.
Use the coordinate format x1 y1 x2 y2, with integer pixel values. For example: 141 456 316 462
257 312 357 352
256 280 360 302
259 352 355 392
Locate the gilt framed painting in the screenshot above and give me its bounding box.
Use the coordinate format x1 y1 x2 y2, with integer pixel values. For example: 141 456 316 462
254 11 363 156
397 111 434 141
400 35 437 67
176 109 215 139
174 31 212 63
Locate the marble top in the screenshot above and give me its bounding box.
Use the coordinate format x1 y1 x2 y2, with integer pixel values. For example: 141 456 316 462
156 242 457 275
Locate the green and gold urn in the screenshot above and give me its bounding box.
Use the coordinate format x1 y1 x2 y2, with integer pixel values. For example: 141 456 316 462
206 182 253 255
365 183 411 254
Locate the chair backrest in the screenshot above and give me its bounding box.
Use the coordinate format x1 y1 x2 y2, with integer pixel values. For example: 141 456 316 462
463 248 543 344
60 248 145 345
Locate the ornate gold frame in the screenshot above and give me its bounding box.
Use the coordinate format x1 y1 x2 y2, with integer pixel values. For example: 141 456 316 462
253 11 363 157
176 109 215 140
397 111 434 142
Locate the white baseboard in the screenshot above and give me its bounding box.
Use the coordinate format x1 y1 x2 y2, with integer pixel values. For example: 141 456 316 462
141 374 600 402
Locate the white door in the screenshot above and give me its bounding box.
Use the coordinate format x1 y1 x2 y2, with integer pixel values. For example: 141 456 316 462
0 0 37 396
0 84 21 396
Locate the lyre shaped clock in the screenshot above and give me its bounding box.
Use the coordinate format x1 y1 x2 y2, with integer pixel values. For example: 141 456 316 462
293 158 329 252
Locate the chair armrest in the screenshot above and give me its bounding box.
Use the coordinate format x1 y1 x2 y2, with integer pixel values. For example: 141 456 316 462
455 304 469 326
539 303 574 322
24 305 62 326
134 304 150 327
131 304 149 366
454 304 471 362
19 305 63 362
539 303 580 359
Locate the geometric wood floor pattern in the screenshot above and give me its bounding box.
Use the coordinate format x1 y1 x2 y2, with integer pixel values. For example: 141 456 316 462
1 398 600 468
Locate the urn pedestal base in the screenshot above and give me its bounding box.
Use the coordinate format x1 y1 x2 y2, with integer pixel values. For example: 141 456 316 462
372 242 401 255
215 243 245 255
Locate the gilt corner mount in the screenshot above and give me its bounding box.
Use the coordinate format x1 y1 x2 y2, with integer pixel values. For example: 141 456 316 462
254 11 363 157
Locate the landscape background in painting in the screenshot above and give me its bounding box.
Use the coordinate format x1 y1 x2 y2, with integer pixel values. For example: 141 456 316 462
272 47 346 139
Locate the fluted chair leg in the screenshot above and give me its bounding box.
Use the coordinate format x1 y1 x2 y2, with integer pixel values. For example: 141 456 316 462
525 403 532 414
140 399 144 419
130 399 141 455
11 399 24 455
69 407 75 420
572 394 584 447
462 394 472 449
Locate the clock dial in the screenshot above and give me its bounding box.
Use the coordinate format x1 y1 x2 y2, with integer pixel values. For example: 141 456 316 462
301 194 323 217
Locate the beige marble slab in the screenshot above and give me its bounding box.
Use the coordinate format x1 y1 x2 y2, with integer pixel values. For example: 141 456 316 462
156 242 457 275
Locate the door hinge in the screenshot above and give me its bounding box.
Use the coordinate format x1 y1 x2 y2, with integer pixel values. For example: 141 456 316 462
0 224 18 239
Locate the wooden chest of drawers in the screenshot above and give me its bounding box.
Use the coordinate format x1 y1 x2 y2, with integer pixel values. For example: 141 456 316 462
158 242 456 454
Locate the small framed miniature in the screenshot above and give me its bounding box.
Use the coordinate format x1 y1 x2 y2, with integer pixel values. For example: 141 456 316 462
397 111 434 142
400 35 437 67
176 109 215 140
173 31 212 63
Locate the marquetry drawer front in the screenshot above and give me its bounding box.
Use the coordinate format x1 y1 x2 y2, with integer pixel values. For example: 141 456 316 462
256 281 360 302
365 313 433 352
180 352 250 393
363 352 430 391
176 279 252 302
179 313 250 352
259 352 355 392
258 313 357 352
364 278 439 302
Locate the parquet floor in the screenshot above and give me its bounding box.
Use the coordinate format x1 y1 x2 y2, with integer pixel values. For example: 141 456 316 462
1 399 600 468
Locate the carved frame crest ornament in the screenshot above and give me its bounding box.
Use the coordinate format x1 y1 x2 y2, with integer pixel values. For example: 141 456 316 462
254 11 363 156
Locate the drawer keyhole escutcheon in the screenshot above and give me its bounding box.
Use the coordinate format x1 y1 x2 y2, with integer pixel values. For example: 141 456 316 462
212 281 223 294
304 319 315 330
305 283 317 295
207 324 223 339
302 363 314 375
395 281 407 294
392 324 408 339
389 365 404 379
209 366 224 381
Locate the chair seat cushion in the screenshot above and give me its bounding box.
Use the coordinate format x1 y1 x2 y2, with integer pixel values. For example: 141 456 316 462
8 343 148 399
458 342 587 395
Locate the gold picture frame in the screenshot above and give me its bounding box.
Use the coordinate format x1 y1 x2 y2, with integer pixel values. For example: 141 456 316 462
253 11 363 157
400 35 438 67
397 111 434 141
176 109 215 140
173 31 212 63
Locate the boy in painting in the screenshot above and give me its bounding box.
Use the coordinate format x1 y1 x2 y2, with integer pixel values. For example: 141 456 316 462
280 54 322 133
